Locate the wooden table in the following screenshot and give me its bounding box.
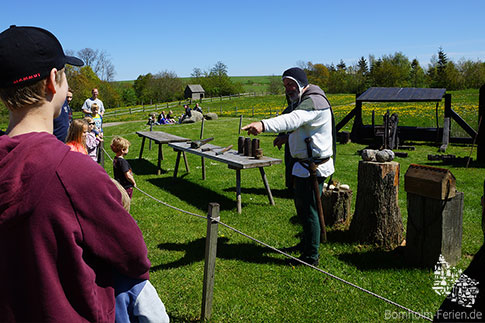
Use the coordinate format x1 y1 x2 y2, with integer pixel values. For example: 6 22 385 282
169 142 282 213
136 131 190 175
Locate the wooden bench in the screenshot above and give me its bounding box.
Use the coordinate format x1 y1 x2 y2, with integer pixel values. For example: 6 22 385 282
169 142 282 214
136 131 190 175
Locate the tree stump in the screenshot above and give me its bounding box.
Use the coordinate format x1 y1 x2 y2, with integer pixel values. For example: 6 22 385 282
349 161 404 249
322 187 352 227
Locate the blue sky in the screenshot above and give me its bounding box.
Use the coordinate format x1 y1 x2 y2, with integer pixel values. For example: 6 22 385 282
2 0 484 81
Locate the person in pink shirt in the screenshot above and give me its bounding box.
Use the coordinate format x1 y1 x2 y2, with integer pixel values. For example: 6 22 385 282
84 116 102 161
66 118 88 154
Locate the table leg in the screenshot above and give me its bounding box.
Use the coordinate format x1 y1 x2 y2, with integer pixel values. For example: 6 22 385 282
173 151 181 178
236 169 242 214
157 144 162 175
138 137 146 160
259 167 275 205
183 152 190 173
201 156 206 180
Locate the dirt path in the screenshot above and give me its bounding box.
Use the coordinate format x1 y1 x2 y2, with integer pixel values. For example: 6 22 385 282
103 120 145 127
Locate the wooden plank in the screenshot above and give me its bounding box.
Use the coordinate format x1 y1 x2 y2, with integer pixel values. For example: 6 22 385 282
136 131 189 144
168 142 281 170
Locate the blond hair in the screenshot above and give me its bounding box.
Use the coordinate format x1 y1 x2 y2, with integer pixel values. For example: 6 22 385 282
65 119 88 147
110 136 131 154
91 103 99 113
110 178 131 212
0 68 65 110
83 116 93 124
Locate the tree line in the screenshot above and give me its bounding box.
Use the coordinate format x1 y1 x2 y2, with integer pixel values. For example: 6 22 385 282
6 47 480 114
64 52 244 111
299 48 485 95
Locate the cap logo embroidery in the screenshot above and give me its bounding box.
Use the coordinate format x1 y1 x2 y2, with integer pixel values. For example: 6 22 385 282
13 73 41 85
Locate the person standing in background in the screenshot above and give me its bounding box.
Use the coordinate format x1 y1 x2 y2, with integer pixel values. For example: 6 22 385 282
53 88 73 142
82 87 105 116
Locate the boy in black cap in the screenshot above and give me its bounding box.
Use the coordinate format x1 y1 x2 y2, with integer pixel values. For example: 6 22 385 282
0 26 151 321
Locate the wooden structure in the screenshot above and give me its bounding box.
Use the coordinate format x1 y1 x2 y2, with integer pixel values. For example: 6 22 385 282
336 87 477 151
169 142 282 214
477 84 485 163
404 164 463 267
404 164 456 200
349 161 404 249
322 187 352 227
136 131 190 175
184 84 205 101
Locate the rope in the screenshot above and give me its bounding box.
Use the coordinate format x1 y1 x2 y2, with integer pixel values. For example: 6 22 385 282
214 219 432 321
101 147 433 321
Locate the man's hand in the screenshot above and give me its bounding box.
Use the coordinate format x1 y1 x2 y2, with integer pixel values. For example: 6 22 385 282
273 134 288 150
241 121 264 136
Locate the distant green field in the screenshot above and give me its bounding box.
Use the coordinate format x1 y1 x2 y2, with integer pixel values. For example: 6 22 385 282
113 75 278 93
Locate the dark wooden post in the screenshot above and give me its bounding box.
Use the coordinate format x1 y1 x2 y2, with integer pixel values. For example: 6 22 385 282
406 192 463 267
238 115 243 135
201 203 220 321
149 122 153 150
477 84 485 163
444 93 452 134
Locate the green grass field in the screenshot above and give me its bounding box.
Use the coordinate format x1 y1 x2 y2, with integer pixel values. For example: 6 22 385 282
1 88 482 321
98 89 483 321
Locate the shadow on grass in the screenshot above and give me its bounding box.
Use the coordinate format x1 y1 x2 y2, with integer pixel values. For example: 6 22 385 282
223 186 293 199
151 237 286 271
127 158 170 175
338 246 411 270
169 317 199 323
147 177 236 211
424 159 485 169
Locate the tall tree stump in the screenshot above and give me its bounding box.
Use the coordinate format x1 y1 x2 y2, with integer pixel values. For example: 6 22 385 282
350 161 404 249
322 187 353 227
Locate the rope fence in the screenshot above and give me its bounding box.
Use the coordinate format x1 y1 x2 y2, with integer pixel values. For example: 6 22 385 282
102 148 433 321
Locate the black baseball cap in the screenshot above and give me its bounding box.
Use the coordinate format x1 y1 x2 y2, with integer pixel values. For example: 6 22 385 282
0 25 84 88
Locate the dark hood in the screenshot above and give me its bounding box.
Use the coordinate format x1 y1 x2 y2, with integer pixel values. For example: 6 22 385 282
301 84 331 110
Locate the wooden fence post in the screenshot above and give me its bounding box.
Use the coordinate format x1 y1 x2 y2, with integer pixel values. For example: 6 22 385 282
238 115 243 135
200 119 206 180
201 203 220 321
